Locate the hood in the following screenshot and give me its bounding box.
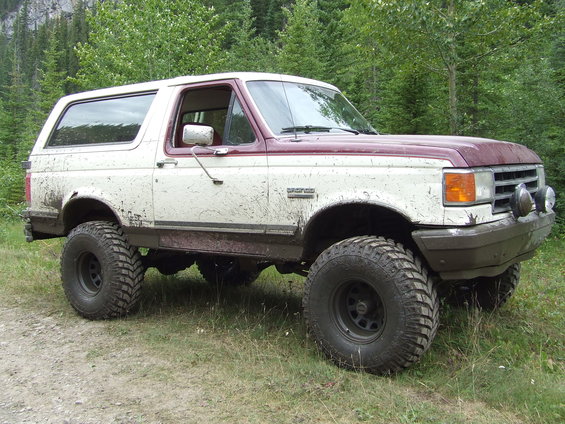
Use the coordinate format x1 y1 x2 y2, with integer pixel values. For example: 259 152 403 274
268 134 541 167
378 135 541 166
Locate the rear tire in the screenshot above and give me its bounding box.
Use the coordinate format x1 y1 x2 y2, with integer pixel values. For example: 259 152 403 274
303 236 439 375
444 263 520 310
61 221 144 319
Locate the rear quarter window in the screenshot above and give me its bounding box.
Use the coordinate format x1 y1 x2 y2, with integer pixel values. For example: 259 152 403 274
47 93 156 147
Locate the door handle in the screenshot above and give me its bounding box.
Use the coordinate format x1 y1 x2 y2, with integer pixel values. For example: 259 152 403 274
214 148 229 156
156 158 178 168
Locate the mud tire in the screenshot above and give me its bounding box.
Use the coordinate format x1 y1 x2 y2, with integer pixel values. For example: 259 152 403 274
445 263 520 310
303 236 439 375
61 221 144 319
197 256 260 287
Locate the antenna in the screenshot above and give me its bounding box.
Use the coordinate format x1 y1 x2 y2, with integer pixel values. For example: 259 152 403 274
280 80 298 141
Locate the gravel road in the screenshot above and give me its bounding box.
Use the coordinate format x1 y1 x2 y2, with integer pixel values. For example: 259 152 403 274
0 306 214 423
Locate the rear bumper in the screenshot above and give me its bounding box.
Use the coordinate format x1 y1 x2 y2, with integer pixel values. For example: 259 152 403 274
412 211 555 280
22 209 62 242
22 209 33 242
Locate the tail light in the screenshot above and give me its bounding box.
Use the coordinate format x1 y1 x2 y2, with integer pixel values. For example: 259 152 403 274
22 161 32 205
25 173 31 204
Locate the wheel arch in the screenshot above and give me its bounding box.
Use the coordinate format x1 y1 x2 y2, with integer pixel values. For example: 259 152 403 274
62 196 122 235
301 202 417 262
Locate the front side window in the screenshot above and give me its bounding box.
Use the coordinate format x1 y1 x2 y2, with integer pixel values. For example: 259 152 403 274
48 93 156 147
246 81 376 136
225 98 255 145
174 86 256 148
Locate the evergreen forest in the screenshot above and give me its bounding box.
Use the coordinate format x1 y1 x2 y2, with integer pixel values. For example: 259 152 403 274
0 0 563 229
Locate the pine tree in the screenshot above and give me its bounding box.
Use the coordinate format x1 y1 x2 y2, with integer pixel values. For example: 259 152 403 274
0 30 10 89
75 0 227 88
0 65 29 160
35 30 65 121
317 0 348 84
66 0 89 92
28 17 50 90
0 98 8 154
378 66 437 134
250 0 268 36
224 0 277 72
264 0 289 40
278 0 324 79
550 0 565 86
12 0 33 83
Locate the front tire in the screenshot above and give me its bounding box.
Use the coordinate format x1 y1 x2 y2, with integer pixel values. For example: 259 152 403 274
61 221 144 319
303 236 439 374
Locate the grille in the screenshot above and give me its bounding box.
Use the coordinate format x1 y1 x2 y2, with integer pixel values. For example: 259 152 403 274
493 165 540 213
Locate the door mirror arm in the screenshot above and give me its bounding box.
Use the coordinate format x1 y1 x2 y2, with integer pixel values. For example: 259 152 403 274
190 146 224 185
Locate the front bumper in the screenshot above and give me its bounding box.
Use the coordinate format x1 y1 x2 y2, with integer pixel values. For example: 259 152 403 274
412 211 555 280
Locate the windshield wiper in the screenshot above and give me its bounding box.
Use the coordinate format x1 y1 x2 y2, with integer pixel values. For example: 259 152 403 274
281 125 359 135
357 128 379 135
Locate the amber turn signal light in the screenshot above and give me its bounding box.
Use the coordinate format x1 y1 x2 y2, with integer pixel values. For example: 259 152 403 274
444 173 476 203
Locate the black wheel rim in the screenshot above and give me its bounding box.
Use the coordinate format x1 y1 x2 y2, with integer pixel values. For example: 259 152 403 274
332 280 386 343
76 252 103 295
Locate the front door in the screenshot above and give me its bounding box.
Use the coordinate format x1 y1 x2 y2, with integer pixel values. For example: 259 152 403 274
152 81 269 255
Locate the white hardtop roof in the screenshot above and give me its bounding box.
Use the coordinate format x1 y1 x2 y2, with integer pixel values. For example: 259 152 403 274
61 72 340 102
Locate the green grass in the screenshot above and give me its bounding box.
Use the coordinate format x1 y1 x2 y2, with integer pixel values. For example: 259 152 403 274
0 219 563 423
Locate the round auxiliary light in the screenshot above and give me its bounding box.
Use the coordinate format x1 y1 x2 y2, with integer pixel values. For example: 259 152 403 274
534 186 556 213
510 184 533 218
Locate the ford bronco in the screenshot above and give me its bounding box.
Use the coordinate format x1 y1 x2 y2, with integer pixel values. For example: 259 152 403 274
23 72 556 374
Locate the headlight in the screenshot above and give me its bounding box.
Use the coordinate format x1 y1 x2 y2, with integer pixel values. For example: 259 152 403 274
443 169 494 206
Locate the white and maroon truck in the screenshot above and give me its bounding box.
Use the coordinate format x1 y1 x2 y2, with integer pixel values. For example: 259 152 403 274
23 72 555 374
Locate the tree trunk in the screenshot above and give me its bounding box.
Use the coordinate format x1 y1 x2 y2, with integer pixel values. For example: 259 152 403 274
447 0 459 135
448 63 458 135
471 72 480 135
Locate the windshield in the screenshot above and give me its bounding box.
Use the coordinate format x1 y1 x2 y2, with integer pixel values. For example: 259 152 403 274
246 81 377 136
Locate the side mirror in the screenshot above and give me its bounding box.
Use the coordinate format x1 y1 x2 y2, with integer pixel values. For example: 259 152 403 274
182 124 214 146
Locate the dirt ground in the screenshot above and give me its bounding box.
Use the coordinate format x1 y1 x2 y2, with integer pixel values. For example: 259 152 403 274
0 305 216 424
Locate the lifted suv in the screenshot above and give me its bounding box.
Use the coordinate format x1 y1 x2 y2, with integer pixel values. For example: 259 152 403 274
23 72 556 374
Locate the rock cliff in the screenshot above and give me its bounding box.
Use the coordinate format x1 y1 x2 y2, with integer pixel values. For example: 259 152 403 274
1 0 94 35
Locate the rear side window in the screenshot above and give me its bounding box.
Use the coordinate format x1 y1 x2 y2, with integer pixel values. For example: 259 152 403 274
47 93 156 147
